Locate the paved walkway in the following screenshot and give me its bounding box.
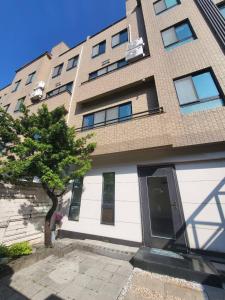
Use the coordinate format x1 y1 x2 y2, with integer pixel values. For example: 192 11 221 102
1 245 225 300
0 249 133 300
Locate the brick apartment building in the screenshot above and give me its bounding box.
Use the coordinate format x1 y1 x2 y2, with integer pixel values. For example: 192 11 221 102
1 0 225 255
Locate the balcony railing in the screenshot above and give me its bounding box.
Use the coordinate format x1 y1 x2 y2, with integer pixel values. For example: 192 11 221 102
75 106 164 132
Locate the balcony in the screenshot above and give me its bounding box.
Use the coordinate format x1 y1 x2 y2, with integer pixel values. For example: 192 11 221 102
77 55 153 103
76 107 172 156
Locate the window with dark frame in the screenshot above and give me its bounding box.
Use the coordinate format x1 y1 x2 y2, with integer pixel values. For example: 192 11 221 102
46 82 73 98
89 59 128 80
12 80 21 93
67 56 79 71
14 97 25 112
112 29 128 48
4 104 10 112
52 63 63 78
101 173 115 225
154 0 180 15
26 71 36 85
218 2 225 18
68 178 83 221
92 41 106 58
174 69 224 114
82 102 132 130
161 20 196 50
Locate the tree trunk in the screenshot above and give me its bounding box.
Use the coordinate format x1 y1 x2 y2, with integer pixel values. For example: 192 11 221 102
42 184 58 248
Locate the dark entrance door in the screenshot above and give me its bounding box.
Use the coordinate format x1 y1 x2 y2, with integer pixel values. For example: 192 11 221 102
138 165 188 253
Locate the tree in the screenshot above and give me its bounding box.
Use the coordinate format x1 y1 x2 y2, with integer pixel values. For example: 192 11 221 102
0 107 19 156
0 104 96 247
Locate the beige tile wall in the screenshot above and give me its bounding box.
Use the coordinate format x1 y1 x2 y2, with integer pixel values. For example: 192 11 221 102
1 0 225 156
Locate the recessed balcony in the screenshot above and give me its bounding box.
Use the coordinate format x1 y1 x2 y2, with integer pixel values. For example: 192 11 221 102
76 107 172 155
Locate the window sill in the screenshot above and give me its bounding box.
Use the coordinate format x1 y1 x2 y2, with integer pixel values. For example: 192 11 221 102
92 52 105 59
66 66 77 72
165 37 195 51
52 74 61 79
112 40 128 49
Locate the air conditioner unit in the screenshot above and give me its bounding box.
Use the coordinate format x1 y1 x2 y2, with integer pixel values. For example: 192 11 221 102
128 37 145 51
34 81 45 90
30 88 43 102
126 45 145 62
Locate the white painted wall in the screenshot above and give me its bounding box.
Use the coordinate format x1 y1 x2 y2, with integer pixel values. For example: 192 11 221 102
176 160 225 253
61 164 142 243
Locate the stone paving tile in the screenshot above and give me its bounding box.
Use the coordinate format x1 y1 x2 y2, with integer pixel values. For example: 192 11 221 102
32 287 57 300
86 278 105 293
71 274 91 288
96 269 114 281
58 284 84 300
104 263 119 273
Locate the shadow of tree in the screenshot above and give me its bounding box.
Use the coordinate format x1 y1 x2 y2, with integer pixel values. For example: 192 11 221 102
165 177 225 254
0 182 51 246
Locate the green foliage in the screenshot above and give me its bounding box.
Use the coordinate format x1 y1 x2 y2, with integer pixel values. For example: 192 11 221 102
0 244 9 258
0 104 96 193
0 107 19 159
0 242 32 258
8 242 32 258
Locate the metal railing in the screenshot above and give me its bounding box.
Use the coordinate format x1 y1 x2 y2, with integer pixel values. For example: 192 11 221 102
75 106 164 132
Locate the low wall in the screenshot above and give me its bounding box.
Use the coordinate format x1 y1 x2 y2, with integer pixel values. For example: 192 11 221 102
0 183 51 245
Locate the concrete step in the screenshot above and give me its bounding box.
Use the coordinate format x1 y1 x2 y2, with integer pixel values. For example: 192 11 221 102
131 247 223 288
57 238 139 261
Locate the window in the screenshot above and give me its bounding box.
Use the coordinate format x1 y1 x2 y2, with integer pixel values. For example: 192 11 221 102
68 178 83 221
218 3 225 18
174 70 224 114
112 29 128 48
4 104 10 112
154 0 180 15
47 82 73 98
26 72 36 85
101 173 115 225
89 59 128 80
82 102 132 130
14 98 25 112
67 56 79 71
52 64 63 78
92 41 106 58
12 80 21 93
161 20 196 50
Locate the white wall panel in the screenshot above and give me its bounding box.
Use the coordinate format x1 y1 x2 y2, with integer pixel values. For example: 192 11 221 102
176 160 225 253
61 164 142 242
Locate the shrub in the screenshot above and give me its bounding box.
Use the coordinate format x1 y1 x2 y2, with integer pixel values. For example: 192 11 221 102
8 242 32 258
0 244 9 258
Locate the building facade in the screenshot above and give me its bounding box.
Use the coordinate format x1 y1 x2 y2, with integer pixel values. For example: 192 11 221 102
1 0 225 254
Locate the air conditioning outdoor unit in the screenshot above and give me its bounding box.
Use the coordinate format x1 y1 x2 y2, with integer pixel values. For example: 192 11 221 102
127 37 145 51
126 45 145 62
30 88 43 101
30 81 45 102
34 81 45 90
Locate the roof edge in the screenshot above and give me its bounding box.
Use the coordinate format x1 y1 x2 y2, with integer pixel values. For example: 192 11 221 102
0 82 11 91
15 51 52 73
59 15 127 57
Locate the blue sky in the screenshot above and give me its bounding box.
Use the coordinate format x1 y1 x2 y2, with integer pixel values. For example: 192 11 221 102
0 0 125 89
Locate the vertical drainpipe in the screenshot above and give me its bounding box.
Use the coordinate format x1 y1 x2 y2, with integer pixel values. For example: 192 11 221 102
66 44 84 125
128 24 132 43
